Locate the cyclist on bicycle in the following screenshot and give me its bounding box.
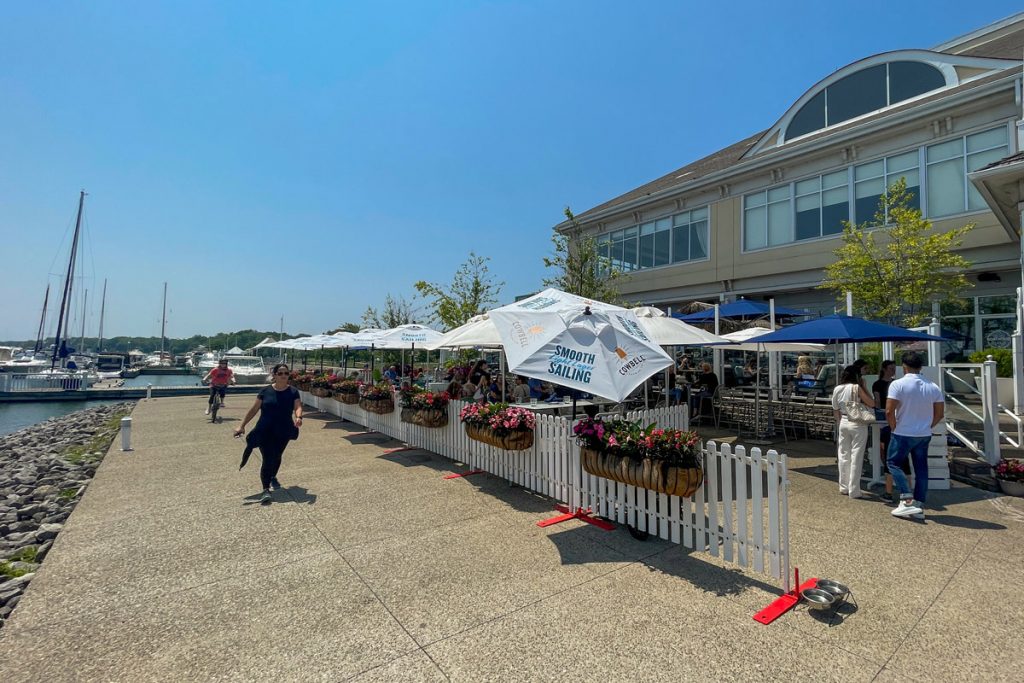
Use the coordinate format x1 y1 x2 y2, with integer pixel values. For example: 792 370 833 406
203 359 236 415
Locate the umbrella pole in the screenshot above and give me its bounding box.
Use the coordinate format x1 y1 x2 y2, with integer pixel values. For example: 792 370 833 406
500 351 507 402
320 344 324 373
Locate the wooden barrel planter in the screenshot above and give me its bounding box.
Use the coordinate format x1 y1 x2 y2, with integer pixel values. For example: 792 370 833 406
580 447 703 497
336 392 359 405
464 423 534 451
401 408 449 428
359 397 395 414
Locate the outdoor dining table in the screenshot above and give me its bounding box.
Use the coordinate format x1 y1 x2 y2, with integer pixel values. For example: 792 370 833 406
866 419 888 488
515 398 608 417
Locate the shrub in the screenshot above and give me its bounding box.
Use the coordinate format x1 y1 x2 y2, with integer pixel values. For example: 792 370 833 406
968 348 1012 378
573 417 701 469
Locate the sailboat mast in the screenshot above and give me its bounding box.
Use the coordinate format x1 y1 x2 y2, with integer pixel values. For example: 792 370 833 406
160 282 167 359
79 289 88 353
98 279 107 352
51 191 85 369
35 284 50 354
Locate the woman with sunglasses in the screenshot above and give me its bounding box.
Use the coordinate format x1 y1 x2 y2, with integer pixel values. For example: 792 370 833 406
234 363 302 504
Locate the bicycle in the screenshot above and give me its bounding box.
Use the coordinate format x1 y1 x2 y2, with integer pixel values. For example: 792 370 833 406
209 386 226 423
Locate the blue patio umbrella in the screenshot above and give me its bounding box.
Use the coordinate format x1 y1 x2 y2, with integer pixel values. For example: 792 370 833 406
753 315 946 344
675 299 810 322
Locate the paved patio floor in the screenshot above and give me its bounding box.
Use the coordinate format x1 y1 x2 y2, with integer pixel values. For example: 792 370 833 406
0 396 1021 681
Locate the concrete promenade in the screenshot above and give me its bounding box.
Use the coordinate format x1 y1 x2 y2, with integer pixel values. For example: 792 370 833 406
0 396 1022 681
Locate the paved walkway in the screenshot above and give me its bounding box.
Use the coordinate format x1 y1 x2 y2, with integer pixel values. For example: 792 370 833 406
1 396 1022 681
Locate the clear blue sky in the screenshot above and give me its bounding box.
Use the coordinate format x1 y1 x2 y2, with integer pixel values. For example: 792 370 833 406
0 1 1013 340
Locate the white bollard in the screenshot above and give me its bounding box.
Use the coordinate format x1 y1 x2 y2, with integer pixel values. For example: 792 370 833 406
146 383 152 400
120 416 133 451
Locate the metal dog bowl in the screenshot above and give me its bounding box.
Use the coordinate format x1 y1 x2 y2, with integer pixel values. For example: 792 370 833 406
801 588 837 611
816 579 850 604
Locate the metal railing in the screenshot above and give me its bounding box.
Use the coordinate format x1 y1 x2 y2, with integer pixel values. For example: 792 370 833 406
0 372 89 392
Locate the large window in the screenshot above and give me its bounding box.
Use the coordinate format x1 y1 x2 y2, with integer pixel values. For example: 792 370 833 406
743 186 791 250
743 124 1009 251
795 170 849 240
927 126 1008 217
596 207 708 273
786 61 947 140
854 150 920 224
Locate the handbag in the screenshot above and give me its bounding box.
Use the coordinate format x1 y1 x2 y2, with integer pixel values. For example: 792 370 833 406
841 386 875 425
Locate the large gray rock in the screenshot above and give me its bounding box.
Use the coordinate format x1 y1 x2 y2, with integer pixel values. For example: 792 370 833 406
34 523 63 542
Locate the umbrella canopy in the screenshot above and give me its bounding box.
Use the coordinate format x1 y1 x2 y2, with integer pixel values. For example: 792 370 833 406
676 299 810 322
372 324 443 350
348 328 386 349
489 288 672 402
252 336 278 349
710 327 826 352
630 306 729 346
226 346 245 355
753 315 946 344
424 314 502 350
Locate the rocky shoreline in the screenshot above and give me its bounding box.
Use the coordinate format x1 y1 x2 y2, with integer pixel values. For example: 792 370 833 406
0 402 135 628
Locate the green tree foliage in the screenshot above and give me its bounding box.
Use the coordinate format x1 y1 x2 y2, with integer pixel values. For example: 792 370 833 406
361 294 415 329
328 322 361 334
543 207 627 303
819 178 974 326
414 253 504 330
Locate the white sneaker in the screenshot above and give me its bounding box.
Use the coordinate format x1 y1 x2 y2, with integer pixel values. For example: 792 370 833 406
204 408 210 415
891 500 923 518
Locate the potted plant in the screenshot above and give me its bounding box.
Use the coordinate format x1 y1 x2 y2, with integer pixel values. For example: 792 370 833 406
332 378 362 404
459 402 536 450
399 386 450 428
359 383 395 414
994 458 1024 497
292 371 314 392
573 417 704 497
310 372 336 398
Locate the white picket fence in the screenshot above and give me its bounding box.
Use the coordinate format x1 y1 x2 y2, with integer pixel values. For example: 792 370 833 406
302 392 790 590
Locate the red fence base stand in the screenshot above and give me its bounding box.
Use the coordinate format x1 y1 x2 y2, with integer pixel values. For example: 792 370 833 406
753 568 816 625
537 504 615 531
443 469 485 480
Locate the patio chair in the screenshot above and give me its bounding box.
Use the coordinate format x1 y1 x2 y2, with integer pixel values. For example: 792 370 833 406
691 386 719 427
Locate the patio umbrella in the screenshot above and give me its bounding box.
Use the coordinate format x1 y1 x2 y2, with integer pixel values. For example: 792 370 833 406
349 328 387 380
489 288 672 404
756 314 947 393
676 299 810 322
424 314 502 350
372 324 444 383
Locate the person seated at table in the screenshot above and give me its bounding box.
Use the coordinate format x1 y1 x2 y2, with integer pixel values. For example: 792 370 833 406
486 376 503 403
689 362 719 417
677 356 695 381
796 356 815 380
527 377 552 400
468 359 489 385
383 365 399 384
511 375 531 403
742 359 757 384
667 369 682 405
445 373 464 399
461 376 478 400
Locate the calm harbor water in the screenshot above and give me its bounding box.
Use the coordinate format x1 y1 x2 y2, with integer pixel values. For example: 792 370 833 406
0 372 203 437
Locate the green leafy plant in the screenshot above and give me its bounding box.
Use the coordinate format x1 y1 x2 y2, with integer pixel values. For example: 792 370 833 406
544 207 627 303
361 383 393 400
399 386 450 410
819 178 974 326
573 417 701 469
968 348 1013 378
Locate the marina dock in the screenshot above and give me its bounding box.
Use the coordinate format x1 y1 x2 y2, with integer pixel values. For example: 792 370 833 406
0 385 264 403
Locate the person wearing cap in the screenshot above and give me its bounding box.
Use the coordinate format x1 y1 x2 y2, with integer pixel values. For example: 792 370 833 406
202 358 236 415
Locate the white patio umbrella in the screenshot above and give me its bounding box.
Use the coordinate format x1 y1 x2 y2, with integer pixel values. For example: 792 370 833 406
348 328 387 379
372 324 444 382
489 288 672 403
252 336 278 349
424 314 502 350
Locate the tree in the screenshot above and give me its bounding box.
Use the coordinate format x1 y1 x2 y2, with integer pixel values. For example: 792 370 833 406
361 294 415 329
543 207 627 303
328 322 361 334
819 178 974 326
414 253 504 330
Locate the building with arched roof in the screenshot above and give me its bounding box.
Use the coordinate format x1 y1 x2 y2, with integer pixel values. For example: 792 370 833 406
557 13 1024 364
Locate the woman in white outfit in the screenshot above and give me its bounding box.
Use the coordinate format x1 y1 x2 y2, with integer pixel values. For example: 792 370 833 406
831 365 875 498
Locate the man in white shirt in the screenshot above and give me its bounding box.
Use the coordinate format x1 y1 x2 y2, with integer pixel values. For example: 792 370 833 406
885 352 944 520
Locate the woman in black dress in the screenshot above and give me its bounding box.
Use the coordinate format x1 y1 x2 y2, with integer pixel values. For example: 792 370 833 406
235 363 302 504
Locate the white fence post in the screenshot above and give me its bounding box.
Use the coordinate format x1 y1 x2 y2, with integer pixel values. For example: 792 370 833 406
982 356 1001 465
